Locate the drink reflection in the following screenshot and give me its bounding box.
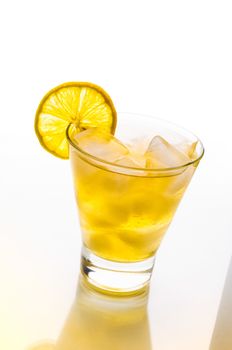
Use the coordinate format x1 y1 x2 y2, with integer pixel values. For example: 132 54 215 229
55 276 152 350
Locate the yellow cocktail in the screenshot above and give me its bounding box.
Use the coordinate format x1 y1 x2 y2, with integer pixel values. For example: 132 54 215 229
70 142 195 262
67 113 204 293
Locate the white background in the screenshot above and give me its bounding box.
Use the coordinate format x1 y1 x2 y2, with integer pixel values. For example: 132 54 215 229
0 1 232 349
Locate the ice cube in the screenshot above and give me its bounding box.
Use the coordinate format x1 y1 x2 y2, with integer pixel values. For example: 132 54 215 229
145 135 190 168
126 137 150 155
116 137 148 168
73 128 129 162
176 141 199 159
115 154 146 168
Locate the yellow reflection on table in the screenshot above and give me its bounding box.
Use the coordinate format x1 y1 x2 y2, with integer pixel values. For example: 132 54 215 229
56 276 152 350
28 343 55 350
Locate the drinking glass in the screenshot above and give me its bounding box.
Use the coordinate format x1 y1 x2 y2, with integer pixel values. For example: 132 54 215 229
67 113 204 294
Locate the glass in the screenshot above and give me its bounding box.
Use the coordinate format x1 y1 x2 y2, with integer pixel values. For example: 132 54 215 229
67 113 204 294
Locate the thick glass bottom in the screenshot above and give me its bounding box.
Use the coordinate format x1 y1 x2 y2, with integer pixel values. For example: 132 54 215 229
81 246 155 294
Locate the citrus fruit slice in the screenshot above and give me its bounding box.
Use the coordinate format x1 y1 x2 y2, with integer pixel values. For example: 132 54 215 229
35 82 117 159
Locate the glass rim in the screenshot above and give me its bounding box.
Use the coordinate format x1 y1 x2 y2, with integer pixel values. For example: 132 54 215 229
66 112 204 174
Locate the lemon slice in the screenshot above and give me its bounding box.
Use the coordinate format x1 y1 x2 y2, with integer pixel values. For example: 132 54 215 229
35 82 117 159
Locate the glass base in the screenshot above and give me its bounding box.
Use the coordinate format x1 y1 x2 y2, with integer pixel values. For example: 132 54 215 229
81 246 155 294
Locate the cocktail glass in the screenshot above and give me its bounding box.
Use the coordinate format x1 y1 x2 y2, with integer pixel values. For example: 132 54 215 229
67 113 204 294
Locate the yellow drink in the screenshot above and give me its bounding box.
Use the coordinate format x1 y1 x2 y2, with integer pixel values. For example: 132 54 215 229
67 113 203 293
70 147 196 262
34 82 204 293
